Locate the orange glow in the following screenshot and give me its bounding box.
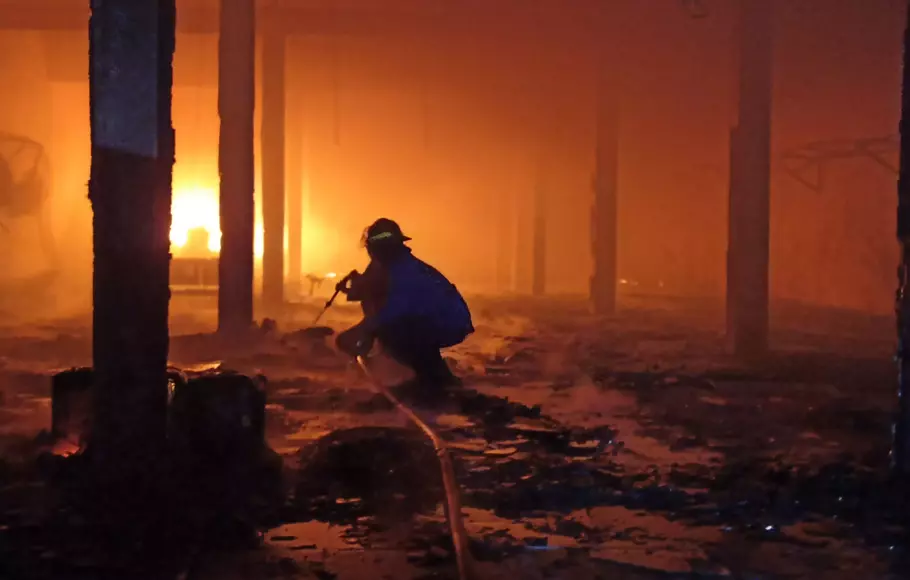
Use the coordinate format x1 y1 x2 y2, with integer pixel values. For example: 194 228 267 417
169 182 342 275
51 439 81 458
170 183 265 259
171 185 221 253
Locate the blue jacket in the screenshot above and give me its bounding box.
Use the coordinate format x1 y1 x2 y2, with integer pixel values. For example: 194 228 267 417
365 251 474 348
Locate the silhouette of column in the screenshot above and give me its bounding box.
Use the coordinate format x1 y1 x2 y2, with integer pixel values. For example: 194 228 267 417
727 0 772 357
893 1 910 476
590 51 620 315
261 29 287 312
286 48 303 299
218 0 256 335
88 0 175 465
531 162 547 297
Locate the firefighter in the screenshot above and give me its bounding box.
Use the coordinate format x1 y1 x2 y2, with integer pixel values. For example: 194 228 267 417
335 218 473 388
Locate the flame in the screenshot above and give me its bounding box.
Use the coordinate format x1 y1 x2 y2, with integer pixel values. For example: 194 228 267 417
170 183 265 259
168 182 342 275
51 438 81 457
171 185 221 253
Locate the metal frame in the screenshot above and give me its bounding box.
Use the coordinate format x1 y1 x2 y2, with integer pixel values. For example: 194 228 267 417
782 135 899 192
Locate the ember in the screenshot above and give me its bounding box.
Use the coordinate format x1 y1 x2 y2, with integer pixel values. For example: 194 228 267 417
49 439 80 458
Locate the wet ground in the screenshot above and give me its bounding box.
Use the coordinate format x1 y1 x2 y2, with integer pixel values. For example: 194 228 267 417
0 293 908 579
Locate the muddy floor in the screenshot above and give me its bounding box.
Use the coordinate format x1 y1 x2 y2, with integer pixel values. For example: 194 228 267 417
0 293 907 579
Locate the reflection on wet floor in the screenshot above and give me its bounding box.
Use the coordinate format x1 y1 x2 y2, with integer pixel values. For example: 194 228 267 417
579 506 723 574
194 311 904 578
260 374 892 578
0 299 907 579
266 521 362 552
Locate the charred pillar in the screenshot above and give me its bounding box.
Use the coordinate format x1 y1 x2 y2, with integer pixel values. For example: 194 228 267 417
218 0 256 335
512 186 529 293
261 29 286 312
286 142 303 299
286 57 303 298
88 0 175 463
726 0 772 357
590 58 620 315
531 165 547 296
495 187 514 293
893 2 910 476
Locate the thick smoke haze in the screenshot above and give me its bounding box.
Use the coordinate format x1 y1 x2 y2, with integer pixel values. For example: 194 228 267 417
0 0 904 319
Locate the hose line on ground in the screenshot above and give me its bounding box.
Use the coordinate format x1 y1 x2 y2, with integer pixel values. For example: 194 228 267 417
355 356 472 580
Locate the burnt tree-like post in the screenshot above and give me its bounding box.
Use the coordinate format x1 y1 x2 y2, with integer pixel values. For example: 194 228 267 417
88 0 175 463
261 29 287 312
590 51 620 315
893 1 910 476
726 0 772 358
218 0 256 335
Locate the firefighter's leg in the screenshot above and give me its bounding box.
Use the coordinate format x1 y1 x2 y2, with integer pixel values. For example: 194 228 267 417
375 317 458 387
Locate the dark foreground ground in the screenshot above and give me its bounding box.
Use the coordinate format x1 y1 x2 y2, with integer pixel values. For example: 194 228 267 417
0 293 907 579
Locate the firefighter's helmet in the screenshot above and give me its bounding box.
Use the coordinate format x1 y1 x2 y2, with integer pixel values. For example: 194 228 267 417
360 218 411 248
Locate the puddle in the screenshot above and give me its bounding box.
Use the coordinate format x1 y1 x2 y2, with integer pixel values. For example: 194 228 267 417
576 506 724 574
449 440 489 454
265 521 362 552
700 396 729 407
436 414 476 429
470 379 722 475
180 361 223 373
0 303 904 579
462 507 579 549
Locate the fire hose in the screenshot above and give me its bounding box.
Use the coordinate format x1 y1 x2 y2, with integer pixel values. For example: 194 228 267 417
355 356 473 580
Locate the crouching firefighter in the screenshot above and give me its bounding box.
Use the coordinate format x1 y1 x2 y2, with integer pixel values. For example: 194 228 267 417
335 218 474 388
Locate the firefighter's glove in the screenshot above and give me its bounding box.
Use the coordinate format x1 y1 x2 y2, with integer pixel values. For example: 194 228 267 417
335 269 360 294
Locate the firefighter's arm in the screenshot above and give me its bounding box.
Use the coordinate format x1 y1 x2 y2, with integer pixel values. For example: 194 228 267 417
335 269 360 296
361 278 410 337
346 277 369 302
345 263 382 302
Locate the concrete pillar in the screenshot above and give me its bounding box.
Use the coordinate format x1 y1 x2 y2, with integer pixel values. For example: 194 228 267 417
726 0 772 357
893 0 910 476
495 185 513 293
286 52 303 299
88 0 175 464
261 30 286 312
217 0 256 335
590 56 620 315
531 164 547 296
512 183 532 294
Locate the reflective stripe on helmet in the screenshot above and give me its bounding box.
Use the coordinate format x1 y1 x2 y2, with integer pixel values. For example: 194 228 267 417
368 231 395 242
